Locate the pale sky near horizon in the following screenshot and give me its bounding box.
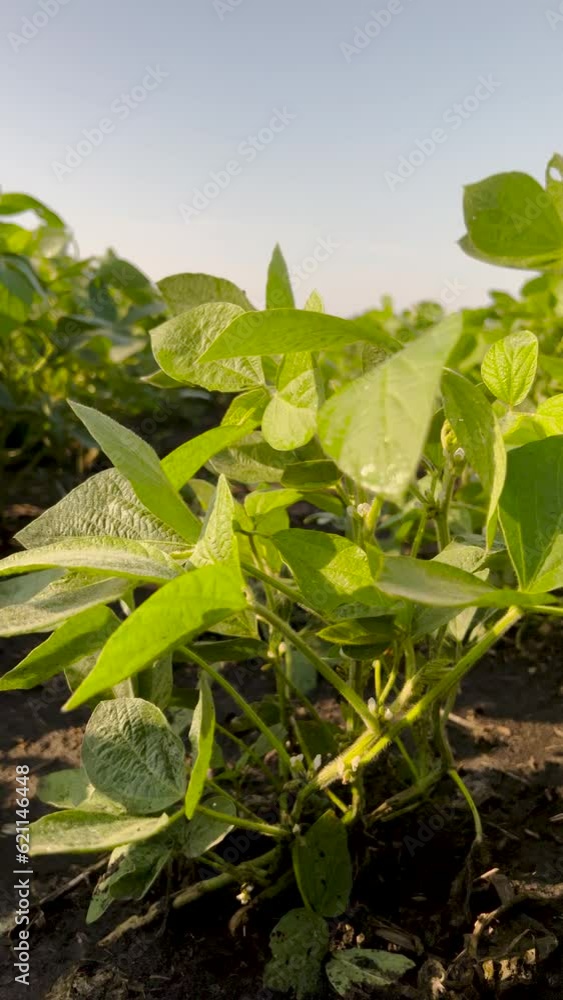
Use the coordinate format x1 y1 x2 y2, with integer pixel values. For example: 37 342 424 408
1 0 562 315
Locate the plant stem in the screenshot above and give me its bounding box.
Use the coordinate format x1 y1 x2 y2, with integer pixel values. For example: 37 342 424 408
447 768 483 843
182 645 293 770
313 605 522 791
251 602 378 733
215 723 282 790
195 804 288 840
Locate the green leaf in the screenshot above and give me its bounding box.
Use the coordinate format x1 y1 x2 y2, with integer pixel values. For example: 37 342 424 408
262 353 322 451
162 423 258 491
190 475 239 570
16 470 186 551
303 289 324 312
208 431 297 484
158 272 254 315
326 949 416 996
63 565 246 710
319 314 462 502
221 386 270 426
264 908 329 1000
82 698 187 814
266 244 295 308
0 191 65 229
546 154 563 221
317 617 395 648
0 606 118 690
274 529 389 614
281 459 340 490
0 537 183 584
150 302 264 391
69 402 200 543
500 437 563 592
377 555 548 607
30 810 170 856
137 655 174 709
190 637 267 663
245 488 305 518
87 836 173 923
0 570 130 638
292 811 352 916
200 309 394 362
185 677 216 819
481 331 538 406
184 793 236 857
460 170 563 270
37 767 124 814
442 370 506 548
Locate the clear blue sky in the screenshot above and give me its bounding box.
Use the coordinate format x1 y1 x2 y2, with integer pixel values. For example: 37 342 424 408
1 0 561 314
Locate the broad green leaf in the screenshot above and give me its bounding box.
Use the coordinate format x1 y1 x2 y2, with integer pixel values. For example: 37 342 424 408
263 353 322 451
266 244 295 308
190 637 267 663
137 655 174 709
82 698 187 814
190 476 239 570
158 272 254 315
36 767 124 814
319 314 462 502
292 811 352 917
208 431 298 484
69 402 200 543
481 331 538 406
326 949 416 996
0 259 35 321
63 565 245 709
0 191 65 228
162 423 257 491
16 470 185 551
185 676 216 819
244 488 304 518
317 617 395 648
0 570 130 637
0 606 118 690
87 836 173 923
0 537 183 584
184 793 236 857
221 386 270 426
30 810 170 855
274 529 389 614
264 908 329 1000
281 459 340 489
499 437 563 592
377 555 549 607
200 308 395 363
150 302 264 391
460 171 563 270
442 370 506 547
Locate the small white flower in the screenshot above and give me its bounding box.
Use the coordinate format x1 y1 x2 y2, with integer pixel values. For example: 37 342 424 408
278 641 287 654
236 883 254 905
351 755 361 773
357 502 371 517
290 754 304 768
312 753 322 771
292 823 301 835
384 707 393 721
368 697 377 714
453 447 465 462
